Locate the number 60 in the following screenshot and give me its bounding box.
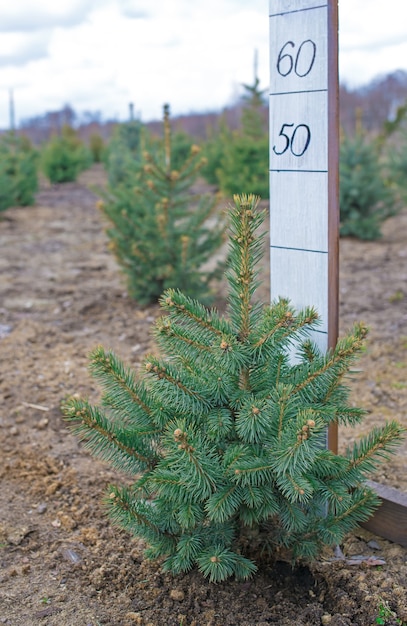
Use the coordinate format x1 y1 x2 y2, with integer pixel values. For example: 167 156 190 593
277 40 316 78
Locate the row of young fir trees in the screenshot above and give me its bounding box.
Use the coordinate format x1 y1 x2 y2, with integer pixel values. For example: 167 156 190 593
3 75 407 240
0 125 103 213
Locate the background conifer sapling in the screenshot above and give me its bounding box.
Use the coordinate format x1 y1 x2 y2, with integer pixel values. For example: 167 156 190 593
41 125 91 184
98 104 227 305
63 194 403 583
213 76 269 199
339 117 397 240
104 117 144 188
0 132 38 212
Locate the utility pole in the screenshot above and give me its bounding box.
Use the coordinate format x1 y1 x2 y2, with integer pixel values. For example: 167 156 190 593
9 88 15 134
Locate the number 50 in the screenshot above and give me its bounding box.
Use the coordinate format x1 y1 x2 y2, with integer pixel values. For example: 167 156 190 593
272 123 311 157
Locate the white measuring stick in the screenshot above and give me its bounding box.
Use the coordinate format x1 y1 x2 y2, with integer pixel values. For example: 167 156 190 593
269 0 339 357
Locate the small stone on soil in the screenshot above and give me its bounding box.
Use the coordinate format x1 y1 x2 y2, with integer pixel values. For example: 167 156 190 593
169 588 185 601
367 539 382 550
124 612 143 624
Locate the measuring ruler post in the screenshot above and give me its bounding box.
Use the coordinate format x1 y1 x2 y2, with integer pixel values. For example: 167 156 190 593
269 0 339 451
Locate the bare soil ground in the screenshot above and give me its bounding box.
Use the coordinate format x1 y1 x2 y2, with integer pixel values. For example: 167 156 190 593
0 165 406 626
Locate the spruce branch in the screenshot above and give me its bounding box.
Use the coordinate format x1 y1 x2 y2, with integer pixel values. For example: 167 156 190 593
196 546 257 582
105 484 178 555
346 421 405 474
290 323 368 402
63 398 158 472
144 356 211 415
253 302 320 355
160 288 230 337
226 194 266 341
206 484 243 523
320 486 381 543
89 345 154 420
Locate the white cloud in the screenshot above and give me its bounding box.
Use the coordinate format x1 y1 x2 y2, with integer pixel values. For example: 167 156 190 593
0 31 51 66
338 0 407 86
0 0 100 32
117 0 151 20
0 1 270 127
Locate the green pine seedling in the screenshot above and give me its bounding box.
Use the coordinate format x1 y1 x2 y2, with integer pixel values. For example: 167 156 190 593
98 104 227 306
63 194 404 583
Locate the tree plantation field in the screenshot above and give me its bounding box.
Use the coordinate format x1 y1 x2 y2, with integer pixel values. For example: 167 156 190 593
0 164 406 625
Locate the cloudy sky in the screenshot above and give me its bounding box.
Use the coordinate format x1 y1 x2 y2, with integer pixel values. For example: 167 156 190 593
1 0 406 129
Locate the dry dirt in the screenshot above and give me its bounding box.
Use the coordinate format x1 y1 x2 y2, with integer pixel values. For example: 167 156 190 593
0 164 406 626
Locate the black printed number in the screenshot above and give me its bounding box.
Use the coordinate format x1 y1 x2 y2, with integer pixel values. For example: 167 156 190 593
272 123 311 157
277 40 316 78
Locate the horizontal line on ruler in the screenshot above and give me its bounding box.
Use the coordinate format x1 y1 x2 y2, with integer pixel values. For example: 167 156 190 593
270 89 327 96
311 329 328 336
270 169 328 173
270 5 327 18
270 245 328 254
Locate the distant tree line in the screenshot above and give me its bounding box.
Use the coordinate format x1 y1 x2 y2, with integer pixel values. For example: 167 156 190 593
4 70 407 144
339 70 407 134
2 69 407 242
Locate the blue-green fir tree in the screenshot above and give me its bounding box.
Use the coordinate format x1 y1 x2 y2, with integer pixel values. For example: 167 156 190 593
63 194 403 582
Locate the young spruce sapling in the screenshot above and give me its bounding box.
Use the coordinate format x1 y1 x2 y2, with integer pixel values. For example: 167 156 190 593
63 194 403 582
